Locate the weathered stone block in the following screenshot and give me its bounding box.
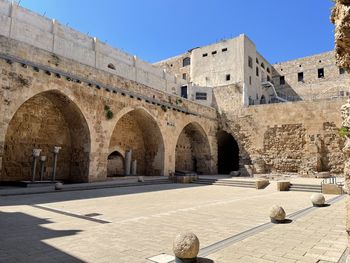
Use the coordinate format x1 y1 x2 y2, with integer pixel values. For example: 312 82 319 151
322 184 343 195
255 179 269 189
277 181 290 191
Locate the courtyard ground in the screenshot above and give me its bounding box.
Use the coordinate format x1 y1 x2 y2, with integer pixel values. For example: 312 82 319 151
0 182 346 263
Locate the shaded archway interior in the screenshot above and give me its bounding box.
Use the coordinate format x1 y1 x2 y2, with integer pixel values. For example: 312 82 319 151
108 109 164 176
175 122 211 174
107 151 124 177
2 91 90 183
217 130 239 174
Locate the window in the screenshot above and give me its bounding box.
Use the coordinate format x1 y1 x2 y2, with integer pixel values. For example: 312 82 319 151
340 90 345 96
182 57 191 67
256 67 259 77
298 72 304 82
280 76 285 85
202 53 208 57
181 86 188 99
226 74 231 81
107 63 116 70
267 75 270 82
249 76 252 85
212 51 217 55
256 58 259 64
266 67 270 73
248 56 253 68
340 68 346 74
195 92 207 100
182 73 187 80
318 68 324 78
222 48 228 52
261 62 265 69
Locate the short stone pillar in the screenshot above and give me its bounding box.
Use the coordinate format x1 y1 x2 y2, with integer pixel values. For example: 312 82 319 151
173 232 200 263
31 149 42 182
52 146 61 181
310 193 325 207
124 150 132 176
277 181 290 191
131 160 137 176
269 205 286 224
55 182 63 190
39 156 47 181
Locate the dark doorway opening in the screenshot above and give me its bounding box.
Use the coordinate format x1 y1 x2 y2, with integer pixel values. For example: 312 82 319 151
217 131 239 174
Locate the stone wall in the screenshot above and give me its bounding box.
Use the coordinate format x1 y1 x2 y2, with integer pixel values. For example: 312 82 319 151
0 36 218 182
214 86 346 176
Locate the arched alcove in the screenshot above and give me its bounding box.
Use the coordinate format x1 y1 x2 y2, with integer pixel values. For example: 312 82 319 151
2 90 91 183
109 108 164 176
175 122 211 174
107 151 124 177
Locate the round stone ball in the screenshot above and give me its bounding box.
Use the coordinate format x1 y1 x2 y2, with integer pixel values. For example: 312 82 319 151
173 232 200 259
310 193 325 207
269 205 286 222
55 182 63 190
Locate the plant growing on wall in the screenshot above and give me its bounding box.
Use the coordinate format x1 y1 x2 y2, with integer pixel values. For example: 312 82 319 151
104 105 114 120
338 127 350 137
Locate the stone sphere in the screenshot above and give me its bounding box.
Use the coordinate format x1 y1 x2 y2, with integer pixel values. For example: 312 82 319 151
310 193 325 207
173 232 200 259
55 182 63 190
269 205 286 222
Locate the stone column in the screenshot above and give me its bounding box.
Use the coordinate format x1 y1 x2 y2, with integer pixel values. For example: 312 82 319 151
40 156 47 181
52 146 61 181
131 160 137 176
124 150 132 176
31 149 42 182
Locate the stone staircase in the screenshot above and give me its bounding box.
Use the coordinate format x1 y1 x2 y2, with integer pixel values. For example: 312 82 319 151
289 183 322 193
194 178 256 188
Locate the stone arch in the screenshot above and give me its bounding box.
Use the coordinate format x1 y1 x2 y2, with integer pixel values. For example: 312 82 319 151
108 108 165 176
217 130 239 174
2 90 91 183
175 122 211 174
107 151 125 177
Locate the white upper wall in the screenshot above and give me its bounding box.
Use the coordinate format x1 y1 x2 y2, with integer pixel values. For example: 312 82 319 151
0 0 192 95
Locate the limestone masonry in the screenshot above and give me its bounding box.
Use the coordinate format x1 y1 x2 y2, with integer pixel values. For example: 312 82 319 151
0 0 347 183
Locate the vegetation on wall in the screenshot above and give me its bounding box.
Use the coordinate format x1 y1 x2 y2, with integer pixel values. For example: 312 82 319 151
104 105 114 120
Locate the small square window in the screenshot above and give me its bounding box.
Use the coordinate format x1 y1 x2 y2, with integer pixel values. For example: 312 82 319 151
182 73 187 80
222 48 228 52
202 53 208 57
318 68 324 78
226 74 231 81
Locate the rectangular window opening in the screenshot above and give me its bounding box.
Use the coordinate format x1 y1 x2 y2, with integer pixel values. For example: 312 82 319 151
298 72 304 82
280 76 285 85
202 53 208 57
181 86 188 99
248 56 253 68
195 92 207 100
256 67 259 77
182 73 187 80
212 51 217 55
222 48 228 52
318 68 324 78
226 74 231 81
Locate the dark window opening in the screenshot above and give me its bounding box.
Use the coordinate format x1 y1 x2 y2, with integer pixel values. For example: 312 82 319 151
222 48 228 52
256 58 259 64
226 74 231 81
181 86 188 99
318 68 324 78
108 63 116 70
182 73 187 80
170 64 173 67
203 53 208 57
248 56 253 68
195 92 207 100
182 57 191 67
249 76 252 85
256 67 259 77
267 75 270 82
261 62 265 69
340 68 346 74
266 67 270 73
298 72 304 82
280 76 285 85
212 51 217 55
340 91 345 96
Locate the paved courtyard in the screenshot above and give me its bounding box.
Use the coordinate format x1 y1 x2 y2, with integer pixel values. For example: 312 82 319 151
0 183 346 263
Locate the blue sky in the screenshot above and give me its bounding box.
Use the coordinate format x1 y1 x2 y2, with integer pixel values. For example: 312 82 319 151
19 0 334 64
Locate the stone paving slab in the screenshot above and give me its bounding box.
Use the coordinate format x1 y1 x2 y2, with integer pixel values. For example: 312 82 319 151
0 184 346 263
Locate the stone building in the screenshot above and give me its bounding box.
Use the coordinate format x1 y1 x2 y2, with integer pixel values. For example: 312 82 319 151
0 0 348 184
